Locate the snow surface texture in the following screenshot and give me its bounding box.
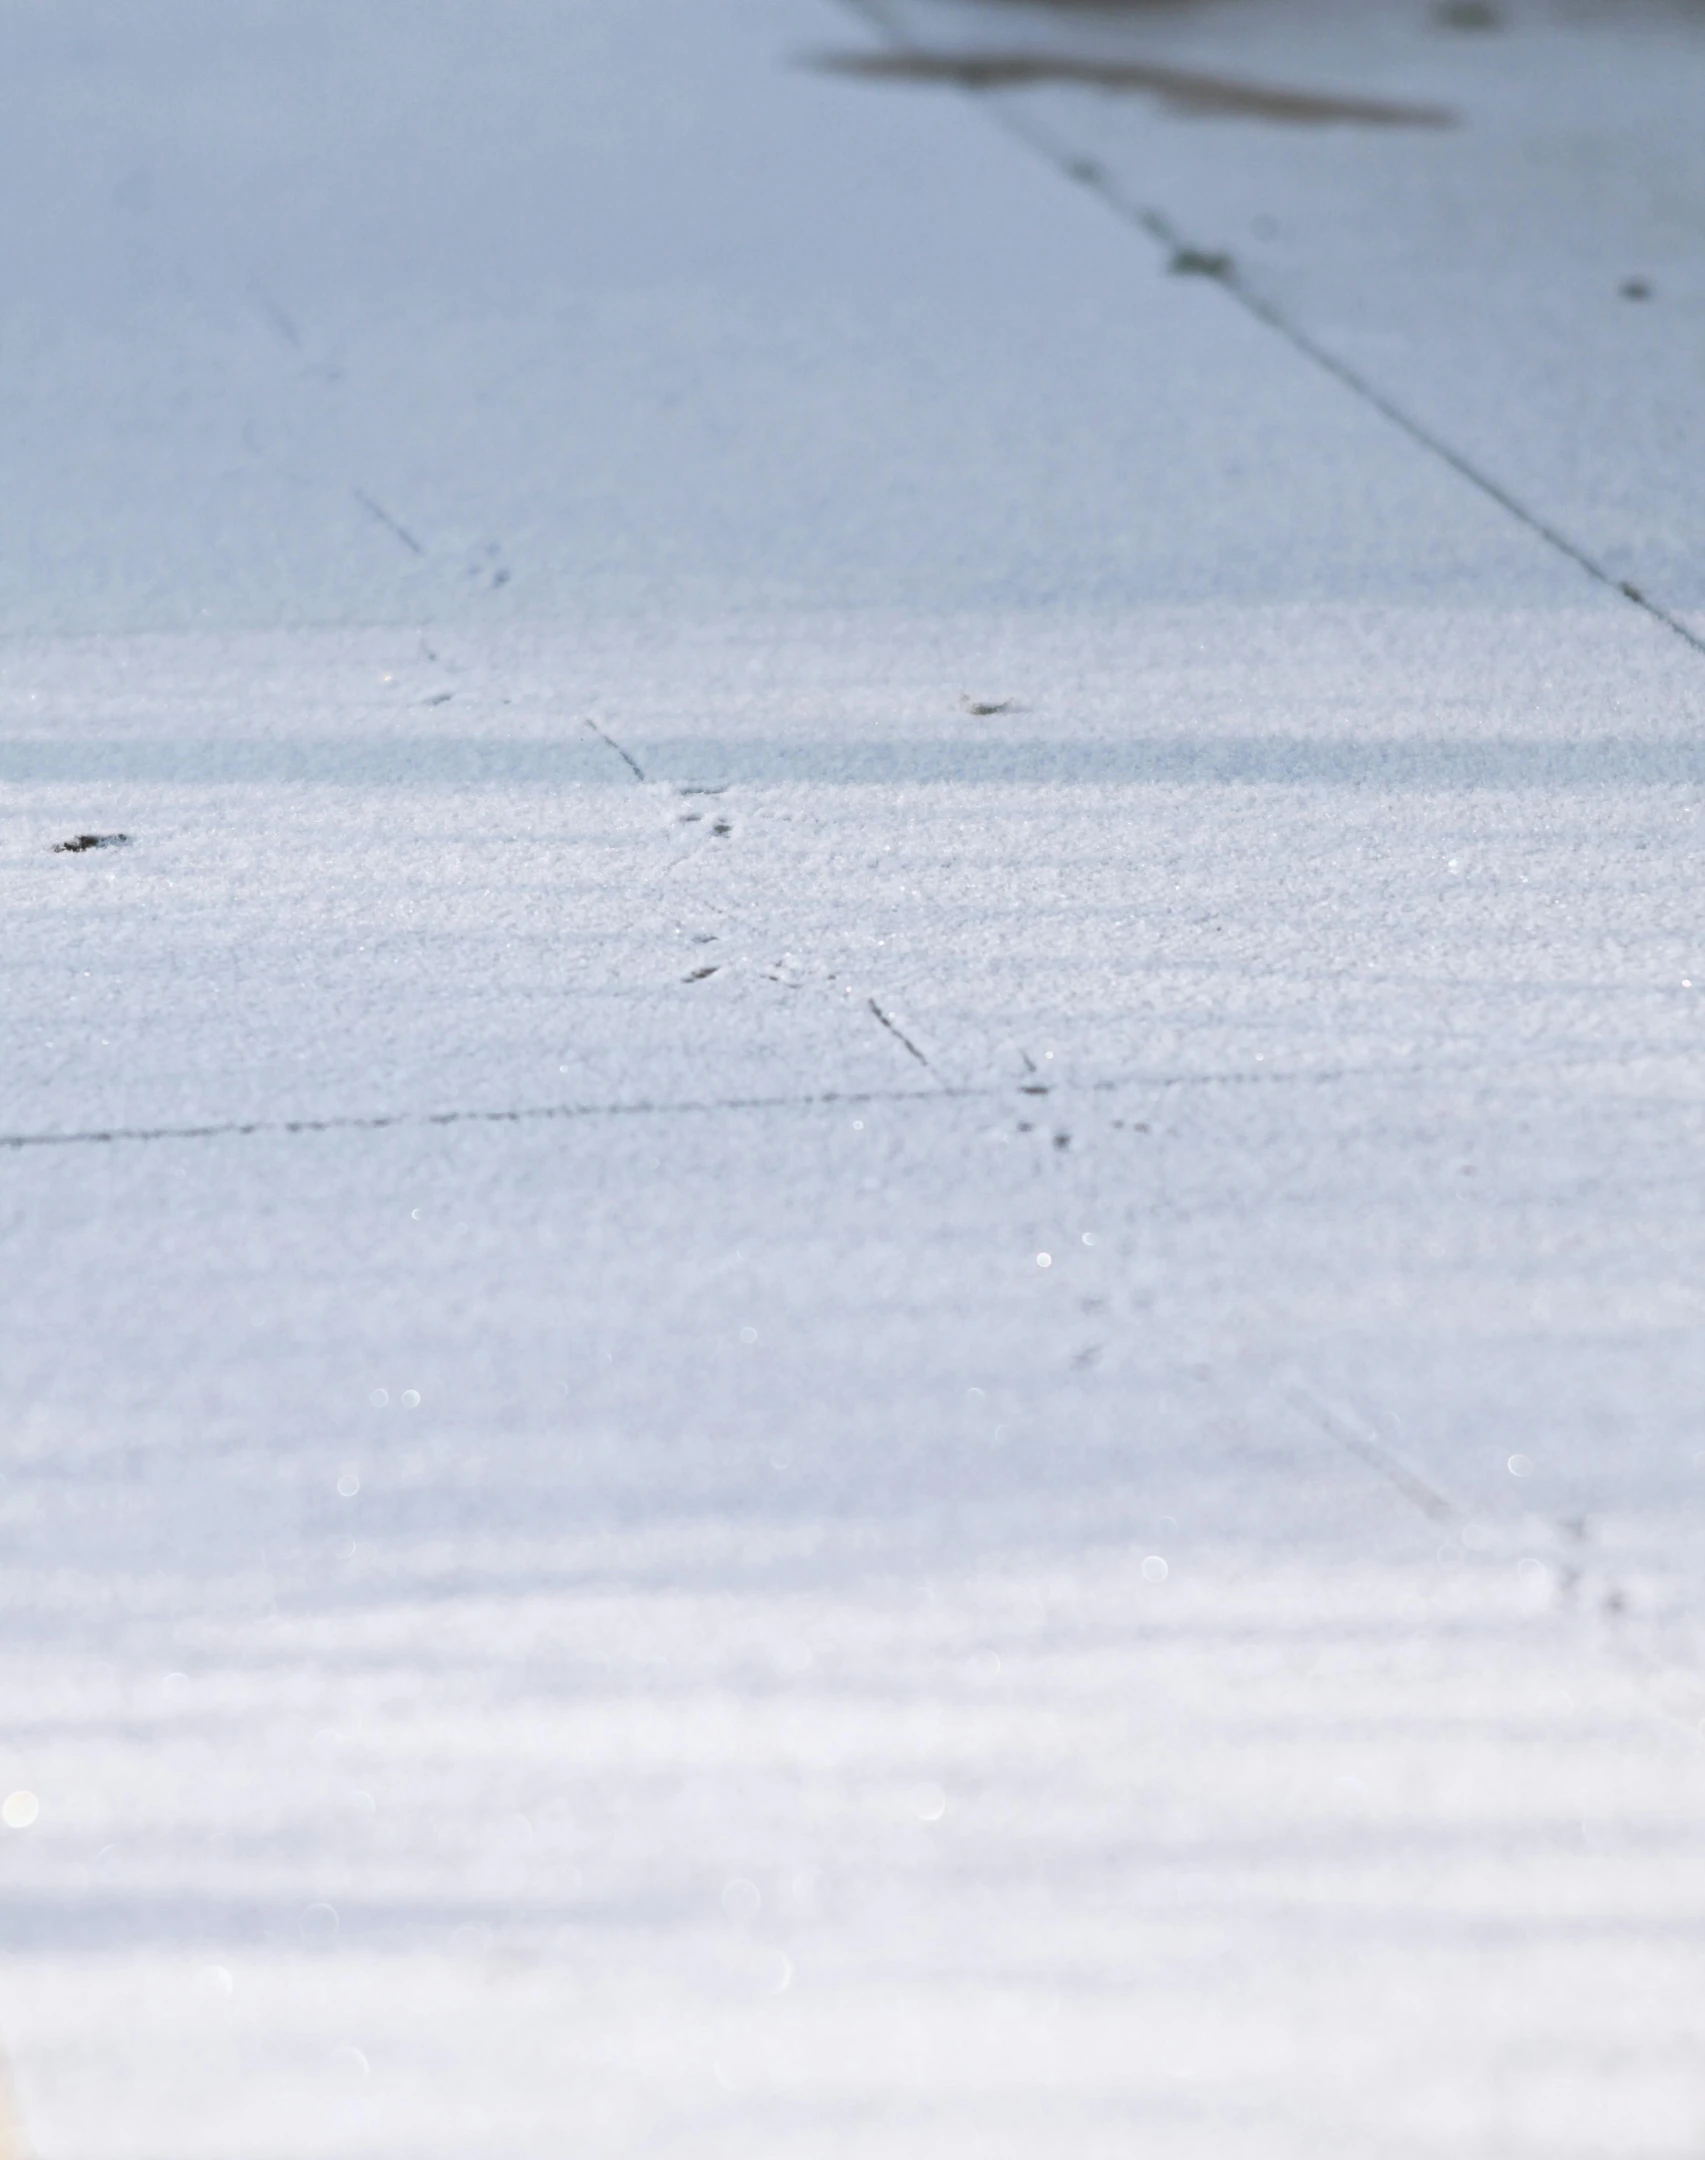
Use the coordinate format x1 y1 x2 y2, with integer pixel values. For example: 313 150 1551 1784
3 0 1705 2152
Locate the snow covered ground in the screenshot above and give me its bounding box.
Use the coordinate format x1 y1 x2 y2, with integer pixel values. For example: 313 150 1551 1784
3 0 1705 2152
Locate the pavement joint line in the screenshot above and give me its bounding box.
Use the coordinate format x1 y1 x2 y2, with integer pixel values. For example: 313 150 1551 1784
1203 249 1705 662
0 1087 963 1152
0 1064 1365 1152
840 0 1705 664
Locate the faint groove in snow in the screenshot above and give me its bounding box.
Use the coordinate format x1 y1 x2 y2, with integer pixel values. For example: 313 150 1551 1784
250 283 302 351
1294 1387 1460 1526
841 0 1705 663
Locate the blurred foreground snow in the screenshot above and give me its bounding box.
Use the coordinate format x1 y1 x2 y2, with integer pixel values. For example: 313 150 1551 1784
3 0 1705 2151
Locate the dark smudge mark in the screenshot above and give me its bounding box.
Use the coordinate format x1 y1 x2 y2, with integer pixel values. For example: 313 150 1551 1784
810 50 1457 127
1432 0 1501 27
1169 246 1231 278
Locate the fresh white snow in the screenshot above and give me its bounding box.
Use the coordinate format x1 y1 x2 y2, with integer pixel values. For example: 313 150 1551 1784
3 0 1705 2153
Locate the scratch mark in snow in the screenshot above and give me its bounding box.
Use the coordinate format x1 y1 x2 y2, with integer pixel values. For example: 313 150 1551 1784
351 488 426 558
867 996 935 1073
583 717 647 783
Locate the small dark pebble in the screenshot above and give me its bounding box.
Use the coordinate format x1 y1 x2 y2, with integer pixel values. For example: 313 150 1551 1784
53 833 130 853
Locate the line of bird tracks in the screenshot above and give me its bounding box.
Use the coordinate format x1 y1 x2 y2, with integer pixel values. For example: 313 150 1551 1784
581 715 956 1089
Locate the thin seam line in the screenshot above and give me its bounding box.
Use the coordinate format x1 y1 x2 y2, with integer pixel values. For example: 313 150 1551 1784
1158 209 1705 660
0 1062 1358 1153
838 0 1705 662
0 1086 963 1152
